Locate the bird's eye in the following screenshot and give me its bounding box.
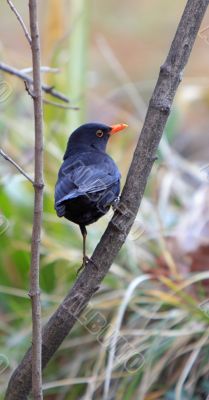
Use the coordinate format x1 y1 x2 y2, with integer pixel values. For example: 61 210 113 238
96 129 104 138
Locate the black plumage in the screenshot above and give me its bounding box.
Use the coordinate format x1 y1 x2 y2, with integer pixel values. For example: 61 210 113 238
54 122 128 270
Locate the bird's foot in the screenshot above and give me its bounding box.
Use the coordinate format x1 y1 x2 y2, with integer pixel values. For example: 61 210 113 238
77 256 88 275
77 256 98 275
112 196 120 211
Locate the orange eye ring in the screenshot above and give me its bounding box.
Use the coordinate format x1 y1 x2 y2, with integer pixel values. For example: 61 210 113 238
96 129 104 138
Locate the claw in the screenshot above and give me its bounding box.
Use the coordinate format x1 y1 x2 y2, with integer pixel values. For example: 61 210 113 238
77 256 89 275
76 256 98 275
112 196 120 211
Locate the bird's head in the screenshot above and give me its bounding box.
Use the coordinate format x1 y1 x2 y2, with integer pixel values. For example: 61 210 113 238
64 122 128 158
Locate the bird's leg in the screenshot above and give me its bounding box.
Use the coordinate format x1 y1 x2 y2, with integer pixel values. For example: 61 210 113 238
77 225 88 274
82 225 87 266
77 224 98 275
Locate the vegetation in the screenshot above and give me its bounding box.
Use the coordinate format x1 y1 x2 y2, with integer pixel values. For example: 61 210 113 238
1 1 209 399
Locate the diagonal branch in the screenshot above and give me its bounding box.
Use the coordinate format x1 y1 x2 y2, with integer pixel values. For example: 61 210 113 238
5 0 209 399
0 148 34 184
43 99 79 110
0 62 70 103
7 0 32 45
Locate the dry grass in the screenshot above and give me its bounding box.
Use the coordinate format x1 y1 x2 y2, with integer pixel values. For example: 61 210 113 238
1 2 209 399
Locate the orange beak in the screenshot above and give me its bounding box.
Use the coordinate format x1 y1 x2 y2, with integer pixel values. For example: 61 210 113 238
109 123 128 135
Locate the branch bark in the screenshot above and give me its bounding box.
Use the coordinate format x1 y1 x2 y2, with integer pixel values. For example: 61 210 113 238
7 0 32 44
5 0 209 398
0 62 70 103
28 0 44 399
0 148 34 184
43 98 79 110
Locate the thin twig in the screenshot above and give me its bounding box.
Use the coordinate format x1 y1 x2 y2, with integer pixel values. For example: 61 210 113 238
21 66 60 74
28 0 44 399
24 80 35 99
43 98 79 110
7 0 32 45
5 0 209 399
43 85 70 103
0 62 70 103
0 148 34 184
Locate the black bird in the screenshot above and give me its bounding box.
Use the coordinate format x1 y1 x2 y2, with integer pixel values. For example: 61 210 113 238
54 122 128 271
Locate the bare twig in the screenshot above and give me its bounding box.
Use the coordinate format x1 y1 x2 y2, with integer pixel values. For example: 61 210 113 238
0 62 70 103
7 0 32 45
21 66 60 74
6 0 44 397
5 0 209 399
43 98 79 110
24 80 35 99
28 0 44 399
0 148 34 184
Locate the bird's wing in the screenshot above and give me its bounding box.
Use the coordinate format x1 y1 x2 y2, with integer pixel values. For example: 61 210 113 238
72 162 120 193
55 153 120 215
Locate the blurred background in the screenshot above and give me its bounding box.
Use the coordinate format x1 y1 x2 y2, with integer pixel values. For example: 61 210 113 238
1 1 209 399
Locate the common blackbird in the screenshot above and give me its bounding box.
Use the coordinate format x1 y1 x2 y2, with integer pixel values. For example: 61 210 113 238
54 122 128 271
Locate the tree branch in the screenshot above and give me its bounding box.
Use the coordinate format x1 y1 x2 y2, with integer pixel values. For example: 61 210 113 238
5 0 209 398
7 0 32 45
0 148 34 184
28 0 44 399
0 62 70 103
21 66 59 74
43 98 79 110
